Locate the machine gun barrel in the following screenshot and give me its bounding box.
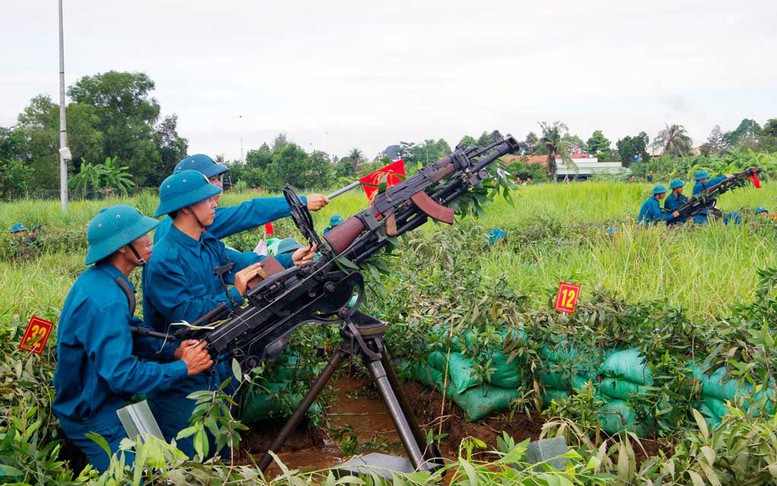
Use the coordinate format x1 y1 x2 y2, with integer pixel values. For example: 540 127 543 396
675 167 761 219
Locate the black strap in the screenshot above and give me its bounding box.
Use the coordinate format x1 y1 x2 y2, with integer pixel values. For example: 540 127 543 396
115 276 136 315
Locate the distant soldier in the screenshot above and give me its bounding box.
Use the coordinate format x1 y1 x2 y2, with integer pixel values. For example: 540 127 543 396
692 170 730 224
664 179 688 224
323 214 344 235
638 185 679 226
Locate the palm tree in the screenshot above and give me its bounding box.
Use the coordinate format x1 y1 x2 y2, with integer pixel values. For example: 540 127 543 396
539 121 571 181
347 148 364 173
654 124 693 157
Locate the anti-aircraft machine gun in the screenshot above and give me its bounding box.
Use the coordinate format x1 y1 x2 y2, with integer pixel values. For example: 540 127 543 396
174 132 520 472
670 167 762 222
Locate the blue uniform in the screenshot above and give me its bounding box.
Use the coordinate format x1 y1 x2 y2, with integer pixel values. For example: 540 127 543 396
142 225 293 456
638 197 675 226
53 261 188 472
664 193 688 223
153 196 305 242
692 176 726 224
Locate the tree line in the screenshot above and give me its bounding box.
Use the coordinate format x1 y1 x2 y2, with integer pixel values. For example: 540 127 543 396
1 70 775 199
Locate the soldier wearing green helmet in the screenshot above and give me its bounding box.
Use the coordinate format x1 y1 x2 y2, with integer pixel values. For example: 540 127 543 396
142 170 317 459
52 205 213 472
638 185 679 226
154 154 330 243
664 179 688 224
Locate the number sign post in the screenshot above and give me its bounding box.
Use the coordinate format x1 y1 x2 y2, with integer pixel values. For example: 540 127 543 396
554 282 581 314
18 316 54 355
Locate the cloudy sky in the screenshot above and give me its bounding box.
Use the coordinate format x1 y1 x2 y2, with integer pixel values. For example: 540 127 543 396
2 0 776 161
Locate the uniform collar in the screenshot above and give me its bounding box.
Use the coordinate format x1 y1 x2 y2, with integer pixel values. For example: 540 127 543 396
95 260 134 291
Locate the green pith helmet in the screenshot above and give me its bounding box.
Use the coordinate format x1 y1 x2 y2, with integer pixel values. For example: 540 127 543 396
85 205 159 265
669 179 685 190
276 237 302 255
154 170 222 217
174 154 228 178
694 170 710 181
652 184 668 196
328 214 344 227
755 206 768 215
10 222 27 233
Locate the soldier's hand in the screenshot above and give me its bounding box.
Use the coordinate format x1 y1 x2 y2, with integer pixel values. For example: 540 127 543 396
306 194 329 211
174 339 200 360
180 341 213 376
235 262 265 296
672 211 680 217
292 244 317 266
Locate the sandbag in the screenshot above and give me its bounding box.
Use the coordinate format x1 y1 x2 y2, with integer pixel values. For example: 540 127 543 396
410 363 456 398
599 348 653 385
490 352 522 389
539 372 591 391
542 388 570 407
452 385 522 422
704 397 729 419
540 340 580 363
695 366 744 401
239 382 321 424
599 377 648 400
598 400 641 435
698 402 722 428
428 351 478 394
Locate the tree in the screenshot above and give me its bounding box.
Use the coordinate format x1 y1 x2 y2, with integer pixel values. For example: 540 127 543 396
616 132 650 165
586 130 611 156
723 119 761 147
100 156 136 197
538 121 570 181
68 71 162 185
761 119 777 153
14 95 59 190
245 143 272 170
653 124 693 157
700 125 729 156
152 115 188 186
271 133 289 153
68 156 135 198
522 132 538 155
69 161 104 198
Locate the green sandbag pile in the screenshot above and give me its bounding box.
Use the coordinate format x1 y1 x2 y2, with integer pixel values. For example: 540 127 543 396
538 340 600 407
408 326 525 421
689 365 776 427
595 348 653 435
410 361 522 422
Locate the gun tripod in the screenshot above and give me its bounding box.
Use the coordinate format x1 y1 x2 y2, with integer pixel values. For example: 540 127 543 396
257 311 442 472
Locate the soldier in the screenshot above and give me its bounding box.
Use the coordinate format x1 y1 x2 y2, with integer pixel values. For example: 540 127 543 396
323 214 344 235
143 170 316 458
638 185 679 226
664 179 688 224
52 205 212 472
154 154 329 242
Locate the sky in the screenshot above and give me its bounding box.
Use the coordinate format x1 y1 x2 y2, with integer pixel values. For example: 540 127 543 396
2 0 776 162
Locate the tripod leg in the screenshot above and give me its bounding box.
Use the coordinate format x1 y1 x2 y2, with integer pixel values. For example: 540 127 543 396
367 359 433 471
380 349 443 462
257 347 347 472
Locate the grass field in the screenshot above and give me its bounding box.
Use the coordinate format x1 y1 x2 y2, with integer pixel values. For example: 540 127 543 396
2 181 775 323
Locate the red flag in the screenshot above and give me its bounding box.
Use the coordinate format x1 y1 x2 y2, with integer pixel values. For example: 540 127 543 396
264 222 274 235
359 160 406 205
750 174 761 189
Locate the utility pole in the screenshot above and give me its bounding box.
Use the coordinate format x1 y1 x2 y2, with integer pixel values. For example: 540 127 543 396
58 0 71 212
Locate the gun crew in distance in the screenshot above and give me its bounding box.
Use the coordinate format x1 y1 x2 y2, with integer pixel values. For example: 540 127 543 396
639 167 761 226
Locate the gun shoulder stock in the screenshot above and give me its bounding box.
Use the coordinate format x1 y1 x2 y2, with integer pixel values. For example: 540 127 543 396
247 256 285 291
324 215 368 254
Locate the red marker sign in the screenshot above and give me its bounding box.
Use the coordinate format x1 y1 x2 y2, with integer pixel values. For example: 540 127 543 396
554 283 581 314
18 316 54 355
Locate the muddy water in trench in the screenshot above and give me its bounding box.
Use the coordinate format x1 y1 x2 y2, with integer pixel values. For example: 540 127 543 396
258 375 403 475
